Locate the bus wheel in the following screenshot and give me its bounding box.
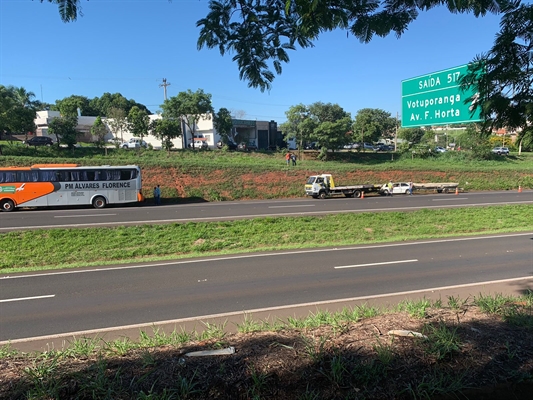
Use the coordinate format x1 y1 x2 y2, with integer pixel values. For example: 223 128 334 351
92 196 106 209
0 199 15 212
318 191 327 199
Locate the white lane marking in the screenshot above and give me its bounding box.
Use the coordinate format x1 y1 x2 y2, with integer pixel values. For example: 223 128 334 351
54 214 116 218
0 294 55 303
335 259 418 269
432 198 468 201
268 205 315 209
2 200 532 231
1 232 531 280
3 275 532 346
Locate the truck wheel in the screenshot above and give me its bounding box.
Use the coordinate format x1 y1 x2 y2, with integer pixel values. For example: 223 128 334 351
0 199 15 212
318 191 327 199
354 190 362 198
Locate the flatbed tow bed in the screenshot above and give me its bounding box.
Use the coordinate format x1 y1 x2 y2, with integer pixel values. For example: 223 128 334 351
305 174 381 199
414 182 459 193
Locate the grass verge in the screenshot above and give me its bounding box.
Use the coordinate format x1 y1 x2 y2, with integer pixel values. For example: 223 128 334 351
1 204 532 273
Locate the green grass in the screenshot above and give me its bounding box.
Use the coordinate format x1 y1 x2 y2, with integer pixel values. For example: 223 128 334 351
1 204 532 273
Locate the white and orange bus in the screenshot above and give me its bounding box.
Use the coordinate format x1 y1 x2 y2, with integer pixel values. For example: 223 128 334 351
0 164 144 212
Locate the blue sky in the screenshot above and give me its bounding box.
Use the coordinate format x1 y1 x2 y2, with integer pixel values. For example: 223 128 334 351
0 0 503 123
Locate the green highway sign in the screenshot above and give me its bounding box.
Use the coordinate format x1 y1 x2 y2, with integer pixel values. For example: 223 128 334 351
401 64 483 128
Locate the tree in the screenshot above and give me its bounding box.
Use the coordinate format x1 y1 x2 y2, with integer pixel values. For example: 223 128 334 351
397 127 425 145
307 102 352 159
213 107 234 144
150 117 182 154
91 116 108 148
89 92 151 117
48 115 79 149
107 106 128 144
0 85 37 140
352 108 396 145
127 106 150 148
160 89 214 149
280 104 313 151
462 1 533 152
12 86 36 108
52 95 98 117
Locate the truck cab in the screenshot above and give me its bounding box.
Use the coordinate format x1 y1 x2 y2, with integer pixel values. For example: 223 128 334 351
305 174 334 198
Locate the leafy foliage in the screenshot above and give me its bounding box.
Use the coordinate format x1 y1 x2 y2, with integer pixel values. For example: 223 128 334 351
280 103 313 150
213 107 234 143
160 89 214 149
127 106 150 144
352 108 397 144
107 106 128 144
462 1 533 151
0 85 37 138
48 115 80 149
90 116 108 148
150 117 182 153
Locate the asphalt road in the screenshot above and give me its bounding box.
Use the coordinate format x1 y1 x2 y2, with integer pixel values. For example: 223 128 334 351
1 232 532 348
0 190 532 231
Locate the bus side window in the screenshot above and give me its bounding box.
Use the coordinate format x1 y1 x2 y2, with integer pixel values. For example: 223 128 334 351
120 169 136 180
56 171 71 182
0 171 16 183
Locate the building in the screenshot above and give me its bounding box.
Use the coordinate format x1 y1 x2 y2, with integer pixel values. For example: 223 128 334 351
32 111 286 150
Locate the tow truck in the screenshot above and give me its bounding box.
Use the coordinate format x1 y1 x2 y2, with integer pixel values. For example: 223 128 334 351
305 174 381 199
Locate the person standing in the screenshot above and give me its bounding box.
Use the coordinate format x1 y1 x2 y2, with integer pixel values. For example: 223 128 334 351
387 181 393 197
285 152 291 166
153 185 161 205
408 181 413 195
291 153 297 166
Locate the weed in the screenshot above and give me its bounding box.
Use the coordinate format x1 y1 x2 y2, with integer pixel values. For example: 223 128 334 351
398 298 432 319
402 369 470 399
301 334 330 362
0 344 18 358
236 313 263 333
447 295 469 310
423 322 462 360
248 364 268 397
475 292 514 314
104 337 136 356
65 336 101 357
197 321 227 341
373 337 395 366
326 352 348 385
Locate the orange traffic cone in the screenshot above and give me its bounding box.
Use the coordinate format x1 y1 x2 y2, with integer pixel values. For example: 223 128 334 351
361 191 365 199
455 187 459 195
518 185 522 193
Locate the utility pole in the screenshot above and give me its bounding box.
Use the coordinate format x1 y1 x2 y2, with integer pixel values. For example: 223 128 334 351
395 112 399 151
159 78 171 101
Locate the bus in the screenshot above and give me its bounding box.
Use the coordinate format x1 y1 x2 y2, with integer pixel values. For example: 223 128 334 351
0 164 144 212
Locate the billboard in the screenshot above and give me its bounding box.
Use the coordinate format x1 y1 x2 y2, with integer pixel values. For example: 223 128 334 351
401 64 482 128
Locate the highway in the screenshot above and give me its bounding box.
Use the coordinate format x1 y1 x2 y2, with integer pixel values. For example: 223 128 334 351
0 190 532 231
1 232 532 348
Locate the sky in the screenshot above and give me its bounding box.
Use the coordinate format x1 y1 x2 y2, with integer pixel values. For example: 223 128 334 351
0 0 504 123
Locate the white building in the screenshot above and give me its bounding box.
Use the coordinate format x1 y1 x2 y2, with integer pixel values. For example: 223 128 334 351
33 111 285 150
